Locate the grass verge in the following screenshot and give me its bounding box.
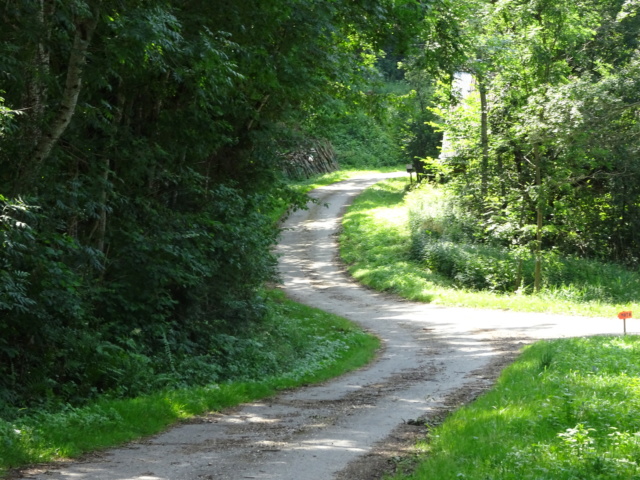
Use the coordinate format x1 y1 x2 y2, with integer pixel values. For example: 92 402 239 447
340 177 639 317
342 176 640 480
0 290 379 476
389 336 640 479
340 177 438 302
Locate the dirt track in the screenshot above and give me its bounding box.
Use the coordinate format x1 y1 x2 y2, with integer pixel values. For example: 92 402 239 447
19 173 624 480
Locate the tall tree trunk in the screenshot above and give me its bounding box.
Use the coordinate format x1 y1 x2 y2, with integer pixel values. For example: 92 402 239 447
14 0 56 193
478 76 489 201
29 9 99 181
497 153 506 202
533 142 543 293
26 0 55 127
96 156 109 254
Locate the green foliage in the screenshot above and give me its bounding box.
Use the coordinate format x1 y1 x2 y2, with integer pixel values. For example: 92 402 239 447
304 97 404 168
419 240 521 292
0 0 422 412
0 94 18 138
0 195 106 407
0 181 287 410
395 68 443 166
408 184 640 302
342 177 640 316
416 0 640 272
0 291 379 474
300 49 443 171
391 336 640 479
341 177 442 302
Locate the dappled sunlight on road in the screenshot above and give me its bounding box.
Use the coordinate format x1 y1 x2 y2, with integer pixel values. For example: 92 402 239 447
25 173 619 480
293 439 368 453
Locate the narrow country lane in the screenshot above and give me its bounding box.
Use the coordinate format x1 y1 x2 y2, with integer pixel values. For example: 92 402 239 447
21 173 625 480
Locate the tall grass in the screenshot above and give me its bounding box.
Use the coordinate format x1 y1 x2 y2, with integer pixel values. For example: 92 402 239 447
340 178 640 316
340 178 443 302
390 336 640 479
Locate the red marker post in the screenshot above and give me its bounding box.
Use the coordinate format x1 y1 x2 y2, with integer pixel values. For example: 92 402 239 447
618 311 633 335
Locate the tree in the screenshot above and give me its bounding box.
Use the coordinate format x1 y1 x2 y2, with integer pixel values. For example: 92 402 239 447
0 0 429 407
419 0 640 290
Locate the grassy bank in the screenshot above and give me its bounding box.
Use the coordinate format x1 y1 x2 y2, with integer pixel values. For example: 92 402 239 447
341 177 640 479
390 336 640 479
0 290 379 476
340 177 640 317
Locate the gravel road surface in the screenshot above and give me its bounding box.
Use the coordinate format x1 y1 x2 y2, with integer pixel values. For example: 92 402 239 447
19 173 626 480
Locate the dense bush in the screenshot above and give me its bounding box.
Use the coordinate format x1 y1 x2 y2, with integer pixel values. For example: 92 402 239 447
0 184 284 413
407 185 640 302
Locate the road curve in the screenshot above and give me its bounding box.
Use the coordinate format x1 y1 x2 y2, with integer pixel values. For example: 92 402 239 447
22 173 625 480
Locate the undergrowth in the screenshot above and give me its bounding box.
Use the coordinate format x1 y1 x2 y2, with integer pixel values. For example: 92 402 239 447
390 336 640 479
408 185 640 303
340 178 640 316
0 290 379 476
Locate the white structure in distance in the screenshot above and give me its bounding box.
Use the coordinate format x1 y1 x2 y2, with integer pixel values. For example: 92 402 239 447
439 72 475 160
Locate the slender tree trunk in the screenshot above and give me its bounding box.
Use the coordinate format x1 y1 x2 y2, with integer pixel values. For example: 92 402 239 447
92 82 125 255
246 94 271 131
29 10 99 179
515 258 523 291
497 153 506 202
478 76 489 201
67 159 79 238
96 168 108 253
14 0 55 193
26 0 55 126
515 192 528 291
533 142 543 292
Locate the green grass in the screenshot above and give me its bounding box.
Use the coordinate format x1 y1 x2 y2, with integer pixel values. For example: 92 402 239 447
340 177 640 317
341 177 439 302
389 336 640 479
343 177 640 479
0 290 379 476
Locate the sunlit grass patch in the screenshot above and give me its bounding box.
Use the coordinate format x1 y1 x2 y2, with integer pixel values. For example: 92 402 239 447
341 178 640 317
272 167 405 222
341 178 442 302
393 336 640 480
